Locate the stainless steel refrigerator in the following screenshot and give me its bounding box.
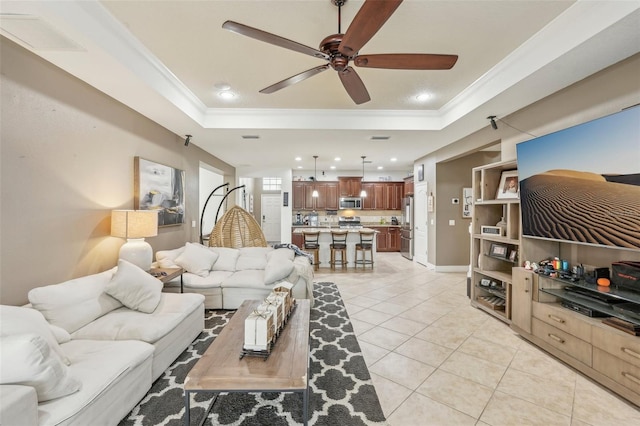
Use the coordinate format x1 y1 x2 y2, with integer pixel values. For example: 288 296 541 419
400 196 414 260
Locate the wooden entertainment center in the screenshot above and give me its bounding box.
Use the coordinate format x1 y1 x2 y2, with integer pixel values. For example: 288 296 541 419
471 160 640 407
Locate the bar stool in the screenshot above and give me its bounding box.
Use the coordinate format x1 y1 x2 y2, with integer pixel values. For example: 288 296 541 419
329 230 348 269
302 230 320 271
355 230 375 268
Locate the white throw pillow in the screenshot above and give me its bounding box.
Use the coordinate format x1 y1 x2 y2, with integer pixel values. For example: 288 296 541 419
28 269 122 334
210 247 240 271
105 260 163 313
0 334 81 402
174 242 218 277
264 258 295 285
0 305 71 365
155 246 185 268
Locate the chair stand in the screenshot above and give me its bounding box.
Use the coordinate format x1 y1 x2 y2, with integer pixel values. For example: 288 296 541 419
355 230 375 269
329 230 349 270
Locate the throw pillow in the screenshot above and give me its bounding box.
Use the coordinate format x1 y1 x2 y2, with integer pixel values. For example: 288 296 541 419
174 242 218 277
264 258 295 285
0 333 81 402
0 305 71 365
105 259 163 313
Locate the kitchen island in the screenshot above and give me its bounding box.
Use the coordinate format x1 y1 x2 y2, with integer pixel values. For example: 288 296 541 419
292 227 378 268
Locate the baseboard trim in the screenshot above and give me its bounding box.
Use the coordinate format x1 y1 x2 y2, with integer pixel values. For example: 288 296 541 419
434 265 469 273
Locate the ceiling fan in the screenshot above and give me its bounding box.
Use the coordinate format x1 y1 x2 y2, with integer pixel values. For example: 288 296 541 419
222 0 458 105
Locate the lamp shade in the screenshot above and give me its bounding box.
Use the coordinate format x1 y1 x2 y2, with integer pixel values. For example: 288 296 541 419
111 210 158 238
111 210 158 271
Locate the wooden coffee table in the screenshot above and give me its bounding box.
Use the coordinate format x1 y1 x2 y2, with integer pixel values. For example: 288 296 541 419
184 299 311 426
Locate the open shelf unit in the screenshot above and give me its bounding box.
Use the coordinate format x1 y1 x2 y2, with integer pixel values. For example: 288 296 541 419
470 160 520 323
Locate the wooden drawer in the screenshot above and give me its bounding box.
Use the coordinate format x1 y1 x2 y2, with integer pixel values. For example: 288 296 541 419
593 347 640 395
532 302 592 343
592 325 640 369
532 318 592 366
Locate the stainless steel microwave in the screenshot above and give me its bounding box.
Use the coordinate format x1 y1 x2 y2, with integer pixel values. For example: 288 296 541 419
339 197 362 209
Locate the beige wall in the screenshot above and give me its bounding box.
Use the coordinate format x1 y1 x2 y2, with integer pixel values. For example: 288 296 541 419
0 37 235 305
419 52 640 269
435 152 500 267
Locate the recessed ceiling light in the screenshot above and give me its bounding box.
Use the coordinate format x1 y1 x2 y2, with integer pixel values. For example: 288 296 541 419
218 91 235 99
390 157 397 162
377 166 384 170
416 93 431 102
214 82 231 91
297 166 303 169
330 166 336 169
334 157 341 161
295 157 302 161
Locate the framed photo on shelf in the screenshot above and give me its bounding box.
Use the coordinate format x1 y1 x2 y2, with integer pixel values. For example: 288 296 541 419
495 170 519 199
509 249 518 262
489 243 508 259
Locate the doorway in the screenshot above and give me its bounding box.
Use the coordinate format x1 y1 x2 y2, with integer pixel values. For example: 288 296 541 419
261 194 281 244
414 184 429 266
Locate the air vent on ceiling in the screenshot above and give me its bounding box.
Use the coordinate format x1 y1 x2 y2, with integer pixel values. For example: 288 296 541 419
0 15 85 51
242 135 260 139
370 136 390 140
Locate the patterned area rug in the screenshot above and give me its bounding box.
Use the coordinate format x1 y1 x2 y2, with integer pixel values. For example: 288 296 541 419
119 282 387 426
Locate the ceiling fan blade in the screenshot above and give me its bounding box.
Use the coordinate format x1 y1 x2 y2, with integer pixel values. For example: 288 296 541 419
354 53 458 70
223 21 329 60
260 65 330 94
339 0 403 57
338 67 371 105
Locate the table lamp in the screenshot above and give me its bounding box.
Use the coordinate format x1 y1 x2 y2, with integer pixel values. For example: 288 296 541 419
111 210 158 271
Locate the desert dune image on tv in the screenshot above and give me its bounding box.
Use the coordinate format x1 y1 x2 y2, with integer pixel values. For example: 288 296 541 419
516 106 640 251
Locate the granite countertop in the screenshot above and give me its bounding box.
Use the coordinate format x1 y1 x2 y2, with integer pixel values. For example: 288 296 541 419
292 223 400 228
292 227 378 233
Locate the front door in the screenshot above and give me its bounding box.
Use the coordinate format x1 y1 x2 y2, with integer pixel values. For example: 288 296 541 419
261 194 281 243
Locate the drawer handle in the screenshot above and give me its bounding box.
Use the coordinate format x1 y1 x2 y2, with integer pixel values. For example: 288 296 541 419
548 314 565 324
622 372 640 386
622 347 640 360
548 333 565 344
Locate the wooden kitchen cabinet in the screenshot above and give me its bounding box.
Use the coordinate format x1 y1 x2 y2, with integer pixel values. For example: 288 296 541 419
361 183 374 209
339 177 362 197
361 182 404 210
292 182 305 210
404 176 414 196
324 182 339 210
293 181 339 210
370 226 400 252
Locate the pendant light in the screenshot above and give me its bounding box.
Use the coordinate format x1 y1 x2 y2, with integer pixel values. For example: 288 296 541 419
312 155 319 198
360 156 367 197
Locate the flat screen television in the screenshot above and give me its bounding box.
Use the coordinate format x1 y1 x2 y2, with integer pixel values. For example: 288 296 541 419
516 106 640 252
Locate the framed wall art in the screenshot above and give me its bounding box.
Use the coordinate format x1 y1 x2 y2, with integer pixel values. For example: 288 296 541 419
134 157 185 227
462 187 472 218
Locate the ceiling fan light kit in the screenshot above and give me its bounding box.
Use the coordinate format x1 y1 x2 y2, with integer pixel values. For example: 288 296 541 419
222 0 458 105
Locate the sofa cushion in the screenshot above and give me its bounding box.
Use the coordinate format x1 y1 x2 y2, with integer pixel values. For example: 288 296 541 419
210 247 240 271
175 242 219 277
71 293 204 343
105 260 163 314
182 270 233 288
155 246 185 268
0 305 71 365
28 269 122 334
46 339 153 426
220 270 266 289
0 333 81 402
236 249 269 271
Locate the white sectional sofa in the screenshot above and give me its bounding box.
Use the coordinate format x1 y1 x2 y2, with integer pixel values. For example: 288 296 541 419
0 260 205 426
155 243 314 309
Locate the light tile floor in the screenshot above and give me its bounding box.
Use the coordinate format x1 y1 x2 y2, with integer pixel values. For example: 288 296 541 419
314 252 640 426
